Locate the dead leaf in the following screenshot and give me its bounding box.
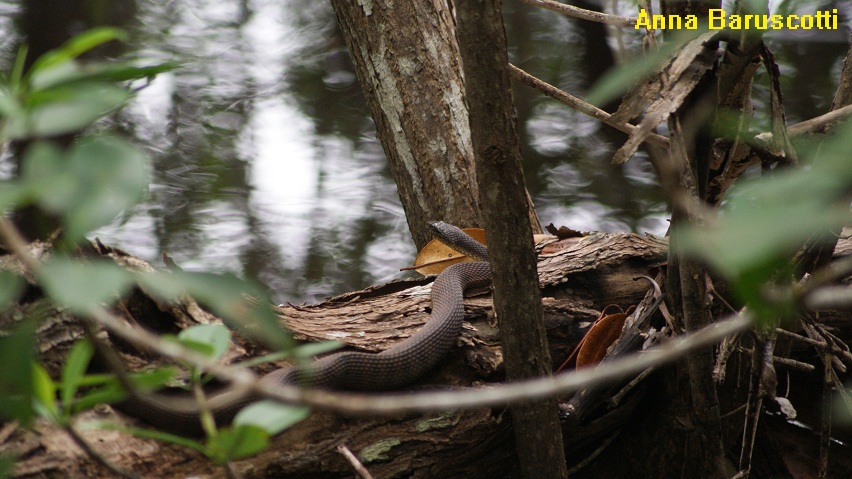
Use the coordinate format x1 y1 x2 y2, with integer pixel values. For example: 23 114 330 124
411 228 486 276
576 310 630 368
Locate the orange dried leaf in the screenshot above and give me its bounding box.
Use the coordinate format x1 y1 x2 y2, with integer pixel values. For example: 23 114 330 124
411 228 486 276
575 312 629 368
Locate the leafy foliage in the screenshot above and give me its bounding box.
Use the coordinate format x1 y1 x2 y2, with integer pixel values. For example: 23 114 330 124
674 119 852 321
0 28 312 466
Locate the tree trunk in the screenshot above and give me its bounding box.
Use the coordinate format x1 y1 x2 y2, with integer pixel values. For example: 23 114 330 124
329 0 540 248
455 0 567 477
328 0 480 248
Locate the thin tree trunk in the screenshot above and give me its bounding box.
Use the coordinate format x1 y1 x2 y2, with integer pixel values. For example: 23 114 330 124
456 1 567 478
329 0 540 248
329 0 480 248
658 1 727 476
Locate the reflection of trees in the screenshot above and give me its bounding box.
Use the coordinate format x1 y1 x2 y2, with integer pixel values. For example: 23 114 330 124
10 0 138 240
126 1 293 295
506 2 666 233
8 0 848 300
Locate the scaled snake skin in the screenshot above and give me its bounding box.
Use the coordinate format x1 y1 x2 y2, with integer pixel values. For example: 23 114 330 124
115 222 491 435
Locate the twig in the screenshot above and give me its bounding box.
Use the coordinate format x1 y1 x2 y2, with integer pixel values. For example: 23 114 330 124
0 421 19 444
566 429 622 475
508 64 670 148
787 103 852 136
805 285 852 311
272 313 751 415
518 0 637 27
738 335 765 474
796 255 852 299
0 217 753 415
819 351 832 479
337 444 374 479
733 347 815 373
225 462 243 479
608 366 654 407
755 104 852 144
775 327 852 365
64 424 142 479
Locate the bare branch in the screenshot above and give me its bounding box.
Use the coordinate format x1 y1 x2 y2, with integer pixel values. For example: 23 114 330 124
518 0 637 27
806 285 852 311
276 313 751 415
755 104 852 145
508 64 670 148
0 217 752 416
337 444 374 479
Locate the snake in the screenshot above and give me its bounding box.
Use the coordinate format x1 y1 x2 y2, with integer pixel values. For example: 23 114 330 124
115 222 491 436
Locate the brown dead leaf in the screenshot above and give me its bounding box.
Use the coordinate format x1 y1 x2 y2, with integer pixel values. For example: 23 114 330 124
576 310 629 368
411 228 487 276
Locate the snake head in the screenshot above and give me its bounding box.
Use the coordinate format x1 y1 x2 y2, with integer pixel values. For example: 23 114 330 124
427 221 488 261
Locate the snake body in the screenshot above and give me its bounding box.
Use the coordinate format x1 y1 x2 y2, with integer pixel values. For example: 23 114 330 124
116 222 491 435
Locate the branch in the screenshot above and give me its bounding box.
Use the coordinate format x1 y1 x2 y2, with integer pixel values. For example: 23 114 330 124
518 0 637 27
755 104 852 144
278 312 751 414
1 217 753 417
508 64 670 148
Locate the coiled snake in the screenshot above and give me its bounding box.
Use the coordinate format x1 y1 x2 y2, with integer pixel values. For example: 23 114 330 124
116 222 491 435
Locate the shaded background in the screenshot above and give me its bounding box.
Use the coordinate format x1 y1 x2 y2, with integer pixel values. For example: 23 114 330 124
0 0 848 303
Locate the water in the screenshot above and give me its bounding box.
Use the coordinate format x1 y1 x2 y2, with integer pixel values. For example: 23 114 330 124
1 0 848 303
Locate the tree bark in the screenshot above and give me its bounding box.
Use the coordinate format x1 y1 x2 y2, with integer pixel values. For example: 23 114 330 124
5 233 852 477
455 0 567 477
328 0 480 249
329 0 540 248
2 232 663 478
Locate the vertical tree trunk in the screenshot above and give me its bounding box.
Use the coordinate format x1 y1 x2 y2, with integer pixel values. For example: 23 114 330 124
329 1 540 247
456 1 567 478
329 0 480 248
658 1 727 477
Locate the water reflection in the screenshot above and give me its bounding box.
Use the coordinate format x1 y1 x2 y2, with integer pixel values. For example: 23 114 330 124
1 0 848 303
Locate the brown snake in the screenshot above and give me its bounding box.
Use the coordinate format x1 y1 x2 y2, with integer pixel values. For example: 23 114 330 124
115 222 491 435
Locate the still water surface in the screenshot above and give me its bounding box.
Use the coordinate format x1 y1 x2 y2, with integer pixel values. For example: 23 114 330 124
2 0 848 303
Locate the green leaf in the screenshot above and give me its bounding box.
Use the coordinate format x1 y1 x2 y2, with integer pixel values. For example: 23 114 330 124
0 271 25 310
62 135 148 239
292 340 342 359
235 341 342 369
128 367 180 391
40 257 134 314
29 59 178 91
206 424 270 462
586 28 703 107
27 27 128 76
234 400 310 436
60 340 94 412
177 324 232 361
72 385 128 413
0 85 25 130
165 335 215 357
0 322 36 425
28 60 80 91
20 137 149 239
20 141 75 213
17 82 131 139
9 44 28 91
137 271 292 350
0 454 13 479
88 62 179 82
674 119 852 320
0 182 29 214
32 364 59 422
